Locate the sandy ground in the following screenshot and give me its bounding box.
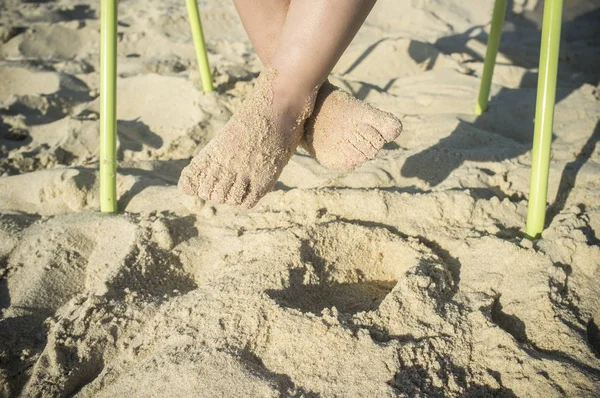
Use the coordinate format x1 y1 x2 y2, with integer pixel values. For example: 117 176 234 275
1 0 599 396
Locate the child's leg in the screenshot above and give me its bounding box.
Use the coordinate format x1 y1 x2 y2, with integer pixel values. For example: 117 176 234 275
232 0 289 66
179 0 384 208
269 0 377 96
233 0 403 170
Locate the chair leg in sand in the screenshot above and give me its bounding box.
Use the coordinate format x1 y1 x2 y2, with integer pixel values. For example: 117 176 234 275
475 0 507 115
99 0 213 213
185 0 213 92
100 0 118 213
526 0 563 238
476 0 563 238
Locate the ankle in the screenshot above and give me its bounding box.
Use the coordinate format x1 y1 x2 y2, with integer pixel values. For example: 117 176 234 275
272 73 319 118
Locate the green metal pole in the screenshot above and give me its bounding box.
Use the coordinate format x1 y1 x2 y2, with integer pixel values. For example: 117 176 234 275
185 0 213 92
100 0 118 212
475 0 507 115
526 0 563 238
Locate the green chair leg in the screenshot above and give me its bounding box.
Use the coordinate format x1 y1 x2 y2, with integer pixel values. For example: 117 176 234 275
526 0 563 238
475 0 507 115
100 0 118 213
185 0 213 92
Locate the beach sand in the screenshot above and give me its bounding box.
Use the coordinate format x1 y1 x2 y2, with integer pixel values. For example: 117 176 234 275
1 0 599 396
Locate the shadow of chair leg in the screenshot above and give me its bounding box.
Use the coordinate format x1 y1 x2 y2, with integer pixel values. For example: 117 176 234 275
546 120 600 227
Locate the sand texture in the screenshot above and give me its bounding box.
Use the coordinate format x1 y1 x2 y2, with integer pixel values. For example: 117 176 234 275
1 0 600 397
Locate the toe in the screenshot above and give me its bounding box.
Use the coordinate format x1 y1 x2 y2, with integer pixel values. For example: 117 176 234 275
241 190 260 209
362 123 386 149
210 172 235 203
227 176 250 206
178 157 211 195
379 114 403 142
363 111 403 142
196 167 219 200
338 138 368 169
349 131 378 159
178 166 199 195
240 181 269 209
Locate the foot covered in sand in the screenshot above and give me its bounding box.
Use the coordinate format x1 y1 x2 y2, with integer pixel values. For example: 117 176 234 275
178 69 316 209
302 82 403 170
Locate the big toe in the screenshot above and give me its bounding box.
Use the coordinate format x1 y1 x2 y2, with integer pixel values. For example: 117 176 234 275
178 167 198 195
368 111 403 142
178 158 209 196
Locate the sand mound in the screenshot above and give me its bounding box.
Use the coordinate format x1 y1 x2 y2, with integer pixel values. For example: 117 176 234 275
1 0 599 396
0 68 60 104
2 185 599 396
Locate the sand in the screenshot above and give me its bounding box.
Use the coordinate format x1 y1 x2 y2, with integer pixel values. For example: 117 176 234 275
1 0 599 396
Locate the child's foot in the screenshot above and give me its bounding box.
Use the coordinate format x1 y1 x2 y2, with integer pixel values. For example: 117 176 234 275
178 69 316 209
302 82 402 170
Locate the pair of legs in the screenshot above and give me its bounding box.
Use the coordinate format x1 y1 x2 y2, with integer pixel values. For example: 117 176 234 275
178 0 402 208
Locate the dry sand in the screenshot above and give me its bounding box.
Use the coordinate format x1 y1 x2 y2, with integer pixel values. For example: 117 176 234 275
1 0 599 396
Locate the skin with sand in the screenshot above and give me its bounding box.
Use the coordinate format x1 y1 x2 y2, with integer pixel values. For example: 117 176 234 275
178 69 317 208
178 0 403 207
303 82 403 169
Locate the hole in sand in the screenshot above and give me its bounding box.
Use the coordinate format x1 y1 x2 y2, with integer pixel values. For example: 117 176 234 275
267 267 397 315
267 222 422 315
587 318 600 358
490 295 528 343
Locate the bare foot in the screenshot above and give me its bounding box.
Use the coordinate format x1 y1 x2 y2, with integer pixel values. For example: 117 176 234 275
178 69 316 209
302 82 403 170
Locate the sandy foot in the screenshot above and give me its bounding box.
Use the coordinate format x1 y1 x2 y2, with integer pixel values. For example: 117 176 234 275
302 82 403 169
178 69 315 208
